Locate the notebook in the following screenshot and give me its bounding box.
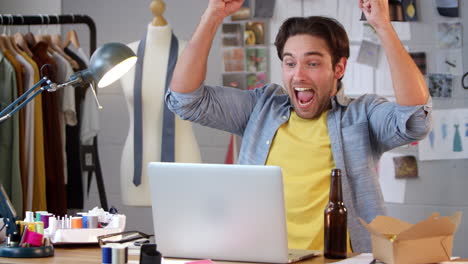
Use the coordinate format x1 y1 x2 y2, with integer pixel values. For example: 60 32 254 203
148 162 320 263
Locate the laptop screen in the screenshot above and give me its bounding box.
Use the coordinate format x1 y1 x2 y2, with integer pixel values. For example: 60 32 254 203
148 162 290 263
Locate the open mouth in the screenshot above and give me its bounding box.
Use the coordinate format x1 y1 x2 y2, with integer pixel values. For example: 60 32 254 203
294 87 315 108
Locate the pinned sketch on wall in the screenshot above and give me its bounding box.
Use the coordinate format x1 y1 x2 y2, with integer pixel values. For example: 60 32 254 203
427 73 453 98
419 108 468 160
436 50 463 76
342 45 374 96
357 40 381 68
378 152 409 203
409 52 427 75
437 22 462 49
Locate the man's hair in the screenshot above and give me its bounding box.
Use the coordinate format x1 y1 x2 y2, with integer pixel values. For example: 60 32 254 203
274 16 350 67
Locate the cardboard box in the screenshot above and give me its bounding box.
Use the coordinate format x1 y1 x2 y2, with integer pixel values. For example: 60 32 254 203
359 212 462 264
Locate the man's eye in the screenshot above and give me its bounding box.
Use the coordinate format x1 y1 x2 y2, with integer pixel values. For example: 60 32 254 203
285 62 296 67
309 62 319 67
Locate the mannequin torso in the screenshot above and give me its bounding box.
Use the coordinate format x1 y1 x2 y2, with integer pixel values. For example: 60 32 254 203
120 24 201 206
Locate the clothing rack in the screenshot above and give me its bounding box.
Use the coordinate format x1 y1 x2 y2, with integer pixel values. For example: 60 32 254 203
0 14 96 54
0 14 108 211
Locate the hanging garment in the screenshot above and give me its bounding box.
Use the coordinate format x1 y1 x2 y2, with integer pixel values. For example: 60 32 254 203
64 47 88 210
21 51 47 211
133 32 179 186
31 41 67 216
0 50 23 216
15 52 36 211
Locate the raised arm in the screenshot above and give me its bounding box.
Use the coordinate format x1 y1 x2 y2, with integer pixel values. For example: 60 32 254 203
170 0 245 93
360 0 429 106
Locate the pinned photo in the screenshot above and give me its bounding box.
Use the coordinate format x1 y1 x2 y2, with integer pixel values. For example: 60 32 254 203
427 73 453 98
409 52 427 75
245 22 265 46
246 48 267 72
222 24 243 47
437 22 462 49
393 156 418 179
246 72 267 90
223 73 247 90
231 0 251 21
223 48 245 72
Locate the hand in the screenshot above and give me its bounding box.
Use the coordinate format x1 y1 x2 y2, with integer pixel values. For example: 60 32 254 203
359 0 391 30
207 0 245 20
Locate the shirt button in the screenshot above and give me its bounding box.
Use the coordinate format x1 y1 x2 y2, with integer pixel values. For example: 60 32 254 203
266 140 270 145
282 115 287 120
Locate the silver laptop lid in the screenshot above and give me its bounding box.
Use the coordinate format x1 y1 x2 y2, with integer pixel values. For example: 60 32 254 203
148 162 289 263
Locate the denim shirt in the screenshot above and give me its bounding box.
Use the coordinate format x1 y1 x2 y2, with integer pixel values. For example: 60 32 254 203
166 83 432 253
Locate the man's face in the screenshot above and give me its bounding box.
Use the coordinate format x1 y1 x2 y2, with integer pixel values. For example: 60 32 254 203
281 34 346 119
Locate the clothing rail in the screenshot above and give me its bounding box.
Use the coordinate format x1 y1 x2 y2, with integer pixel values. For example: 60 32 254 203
0 14 96 54
0 13 108 211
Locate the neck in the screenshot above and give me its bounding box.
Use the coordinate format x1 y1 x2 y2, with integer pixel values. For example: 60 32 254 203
146 23 172 45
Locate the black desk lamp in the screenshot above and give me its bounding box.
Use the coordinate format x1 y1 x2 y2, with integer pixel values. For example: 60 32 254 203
0 42 136 258
0 42 137 123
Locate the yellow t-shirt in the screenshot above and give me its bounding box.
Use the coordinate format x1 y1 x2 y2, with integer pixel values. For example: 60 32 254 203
266 110 351 251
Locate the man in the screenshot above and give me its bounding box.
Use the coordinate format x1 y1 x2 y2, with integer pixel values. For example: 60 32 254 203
166 0 432 253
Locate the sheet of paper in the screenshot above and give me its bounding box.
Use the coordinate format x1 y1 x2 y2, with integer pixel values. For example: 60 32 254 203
333 253 374 263
357 40 381 68
378 152 407 204
343 45 374 96
438 22 462 49
304 0 338 17
436 49 464 76
392 22 411 41
419 108 468 160
337 0 364 41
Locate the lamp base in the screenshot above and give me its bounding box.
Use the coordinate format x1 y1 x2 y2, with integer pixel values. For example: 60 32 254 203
0 243 54 258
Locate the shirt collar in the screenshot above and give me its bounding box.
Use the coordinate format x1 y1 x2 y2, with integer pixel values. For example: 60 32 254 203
331 82 352 108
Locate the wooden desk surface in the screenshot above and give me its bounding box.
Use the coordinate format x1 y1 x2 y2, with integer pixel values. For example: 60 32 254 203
0 246 353 264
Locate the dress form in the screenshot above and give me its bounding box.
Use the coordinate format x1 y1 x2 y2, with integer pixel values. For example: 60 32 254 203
120 1 202 206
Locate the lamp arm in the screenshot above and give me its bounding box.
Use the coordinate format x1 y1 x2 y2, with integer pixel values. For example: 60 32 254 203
0 77 52 123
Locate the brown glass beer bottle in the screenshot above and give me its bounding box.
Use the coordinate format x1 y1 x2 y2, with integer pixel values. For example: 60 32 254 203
324 168 347 259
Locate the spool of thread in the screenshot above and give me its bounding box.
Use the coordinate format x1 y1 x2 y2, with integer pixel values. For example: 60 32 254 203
71 217 83 229
35 211 48 222
87 215 98 228
112 246 128 264
24 211 34 222
35 222 44 234
40 214 51 229
82 215 88 228
48 217 57 233
102 245 113 264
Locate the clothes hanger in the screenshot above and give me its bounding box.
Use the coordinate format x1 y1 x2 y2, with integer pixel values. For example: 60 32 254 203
63 14 80 49
150 0 168 26
46 14 79 69
13 15 34 57
6 15 24 55
0 16 7 52
0 15 18 56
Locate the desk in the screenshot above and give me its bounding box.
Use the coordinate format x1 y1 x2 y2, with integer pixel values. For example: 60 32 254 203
0 246 352 264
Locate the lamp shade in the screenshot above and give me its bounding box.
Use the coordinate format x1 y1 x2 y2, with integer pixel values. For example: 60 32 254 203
82 42 137 88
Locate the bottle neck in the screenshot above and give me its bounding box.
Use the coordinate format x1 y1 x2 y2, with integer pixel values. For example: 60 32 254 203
329 174 343 202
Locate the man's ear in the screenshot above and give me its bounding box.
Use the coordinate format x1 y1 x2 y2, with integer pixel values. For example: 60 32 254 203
334 57 347 80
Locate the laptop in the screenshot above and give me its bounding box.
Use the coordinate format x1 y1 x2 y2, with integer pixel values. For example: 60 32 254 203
148 162 321 263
